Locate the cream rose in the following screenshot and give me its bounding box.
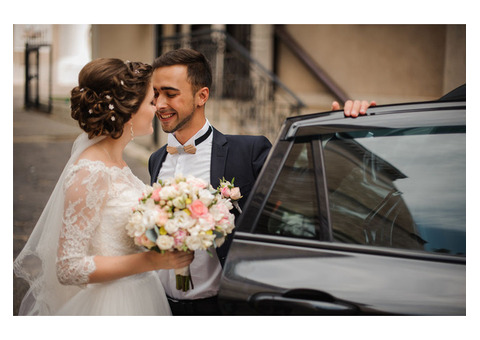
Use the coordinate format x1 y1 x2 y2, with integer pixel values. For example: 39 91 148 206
156 235 174 250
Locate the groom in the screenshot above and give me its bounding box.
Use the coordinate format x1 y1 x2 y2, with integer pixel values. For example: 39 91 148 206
148 48 271 315
148 48 375 315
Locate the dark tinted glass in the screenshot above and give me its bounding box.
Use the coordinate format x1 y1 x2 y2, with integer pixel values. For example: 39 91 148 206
255 142 319 239
323 127 465 256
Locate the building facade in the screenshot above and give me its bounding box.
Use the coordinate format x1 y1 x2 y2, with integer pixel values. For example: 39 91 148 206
13 24 466 144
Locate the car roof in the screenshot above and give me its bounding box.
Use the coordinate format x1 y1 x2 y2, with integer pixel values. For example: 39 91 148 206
283 100 466 140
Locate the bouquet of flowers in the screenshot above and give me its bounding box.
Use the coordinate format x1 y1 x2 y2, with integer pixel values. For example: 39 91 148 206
126 175 241 291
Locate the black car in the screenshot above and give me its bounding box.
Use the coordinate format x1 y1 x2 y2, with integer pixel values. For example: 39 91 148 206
218 89 466 315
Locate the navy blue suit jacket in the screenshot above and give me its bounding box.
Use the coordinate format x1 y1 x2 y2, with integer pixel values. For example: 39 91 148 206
148 127 272 266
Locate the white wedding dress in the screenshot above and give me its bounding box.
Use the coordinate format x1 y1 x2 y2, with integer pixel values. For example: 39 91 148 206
14 133 171 315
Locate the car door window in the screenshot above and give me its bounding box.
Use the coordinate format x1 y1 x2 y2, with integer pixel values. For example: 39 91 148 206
255 142 319 239
323 127 465 256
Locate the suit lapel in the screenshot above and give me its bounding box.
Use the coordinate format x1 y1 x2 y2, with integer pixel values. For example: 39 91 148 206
210 128 229 266
210 128 228 189
151 147 168 185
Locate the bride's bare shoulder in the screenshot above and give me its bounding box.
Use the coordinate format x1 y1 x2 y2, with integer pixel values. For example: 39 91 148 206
75 145 106 164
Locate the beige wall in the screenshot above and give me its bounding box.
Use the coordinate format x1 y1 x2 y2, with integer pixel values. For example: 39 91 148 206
277 25 465 111
65 24 467 111
91 25 155 63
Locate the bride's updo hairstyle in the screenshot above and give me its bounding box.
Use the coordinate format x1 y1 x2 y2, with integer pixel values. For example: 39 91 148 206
70 58 153 139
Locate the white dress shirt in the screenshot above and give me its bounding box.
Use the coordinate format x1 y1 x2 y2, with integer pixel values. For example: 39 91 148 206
157 120 222 300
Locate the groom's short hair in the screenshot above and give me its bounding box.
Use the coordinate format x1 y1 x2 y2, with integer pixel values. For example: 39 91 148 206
152 48 212 93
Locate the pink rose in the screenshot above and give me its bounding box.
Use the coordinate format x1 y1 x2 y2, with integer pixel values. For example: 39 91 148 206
152 187 162 202
188 199 209 219
221 186 231 198
155 206 168 226
198 213 215 231
230 187 242 200
215 201 231 216
135 234 155 249
173 229 187 247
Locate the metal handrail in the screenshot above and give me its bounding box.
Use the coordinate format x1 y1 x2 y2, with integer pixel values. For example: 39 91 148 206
221 30 305 108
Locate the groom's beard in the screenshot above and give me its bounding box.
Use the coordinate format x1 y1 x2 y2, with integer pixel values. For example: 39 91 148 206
159 105 195 134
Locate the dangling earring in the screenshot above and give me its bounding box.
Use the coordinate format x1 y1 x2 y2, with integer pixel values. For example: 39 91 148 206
130 122 134 140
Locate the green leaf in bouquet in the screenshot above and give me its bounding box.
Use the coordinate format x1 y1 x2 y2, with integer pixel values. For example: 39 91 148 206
145 228 158 243
213 230 224 239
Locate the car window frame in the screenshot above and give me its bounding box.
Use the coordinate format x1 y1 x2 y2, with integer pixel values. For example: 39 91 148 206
235 102 465 265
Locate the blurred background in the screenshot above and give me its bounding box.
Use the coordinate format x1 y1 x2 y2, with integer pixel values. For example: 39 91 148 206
13 24 466 145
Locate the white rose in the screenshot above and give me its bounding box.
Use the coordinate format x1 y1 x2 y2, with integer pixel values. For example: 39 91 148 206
172 196 186 209
177 181 191 195
175 210 196 229
135 224 147 237
197 215 215 231
128 211 143 226
225 214 235 233
185 235 202 251
144 197 156 209
209 205 224 222
201 233 215 249
156 235 174 250
125 223 136 237
198 189 214 206
164 219 179 234
215 214 235 234
188 224 201 237
159 186 179 200
223 199 233 211
127 211 146 237
165 211 196 234
141 209 158 230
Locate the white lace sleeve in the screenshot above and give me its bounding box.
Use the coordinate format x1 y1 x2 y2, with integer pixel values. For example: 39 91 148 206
56 162 110 286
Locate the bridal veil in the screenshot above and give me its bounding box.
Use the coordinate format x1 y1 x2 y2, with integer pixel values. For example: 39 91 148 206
13 132 104 315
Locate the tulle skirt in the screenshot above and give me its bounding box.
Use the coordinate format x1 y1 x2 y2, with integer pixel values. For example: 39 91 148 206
56 272 171 316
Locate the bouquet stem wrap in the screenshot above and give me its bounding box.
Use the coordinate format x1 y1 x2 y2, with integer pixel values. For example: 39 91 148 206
175 266 193 291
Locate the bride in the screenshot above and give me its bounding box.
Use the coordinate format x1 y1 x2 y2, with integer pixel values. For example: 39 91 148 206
13 58 193 315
